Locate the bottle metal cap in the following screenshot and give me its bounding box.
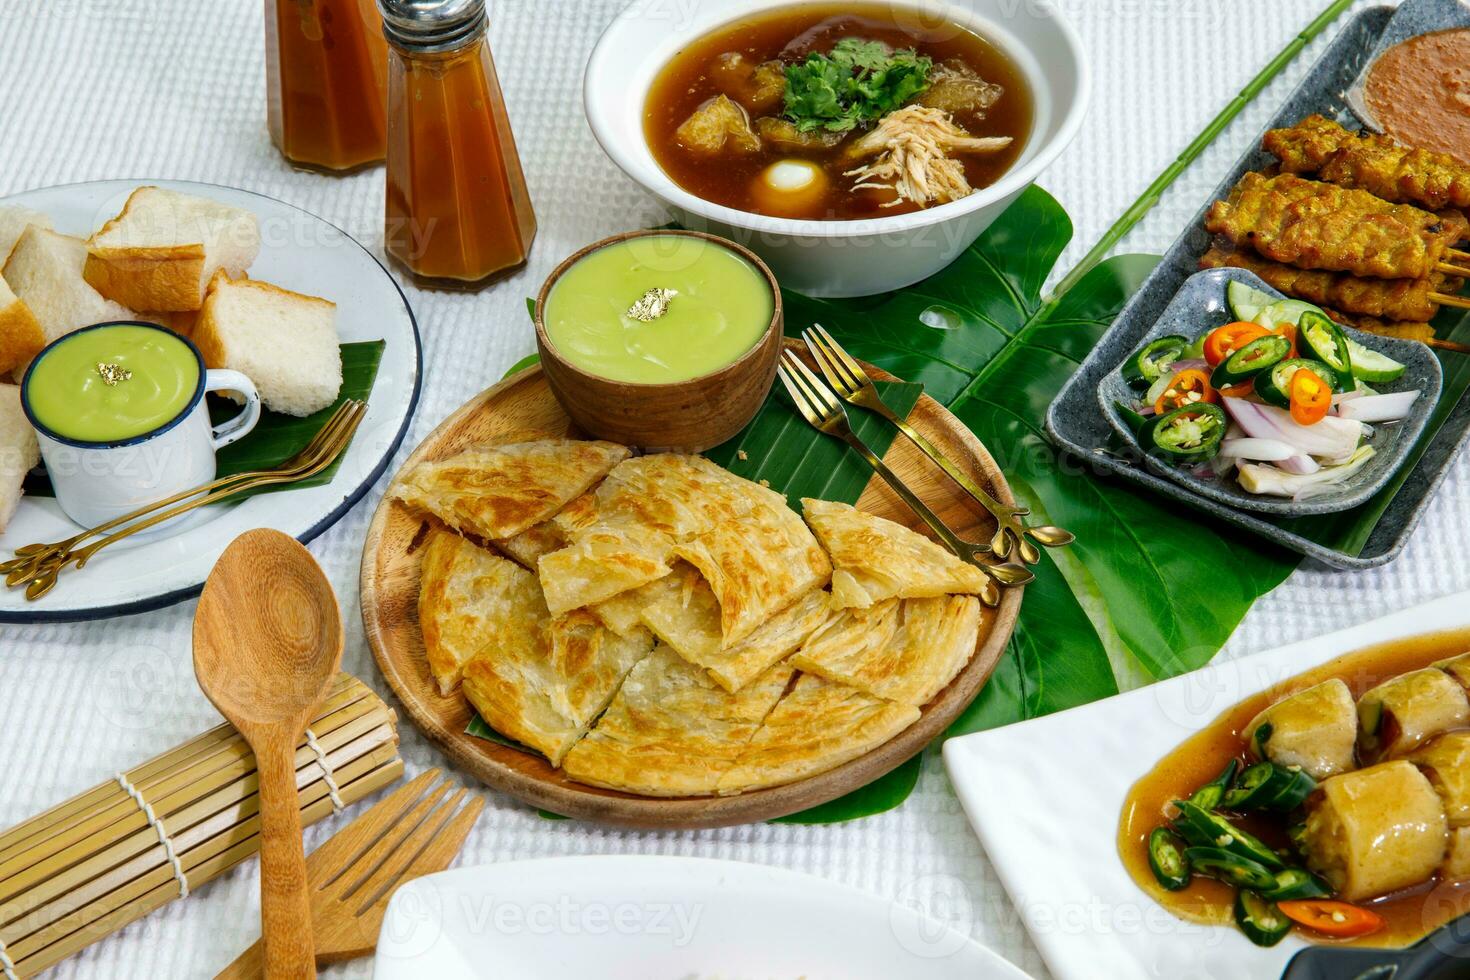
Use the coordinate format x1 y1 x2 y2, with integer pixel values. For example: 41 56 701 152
378 0 486 52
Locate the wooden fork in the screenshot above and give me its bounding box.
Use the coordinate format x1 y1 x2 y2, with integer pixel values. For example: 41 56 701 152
213 769 484 979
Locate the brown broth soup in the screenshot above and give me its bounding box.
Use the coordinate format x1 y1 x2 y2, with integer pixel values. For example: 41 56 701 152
644 3 1033 221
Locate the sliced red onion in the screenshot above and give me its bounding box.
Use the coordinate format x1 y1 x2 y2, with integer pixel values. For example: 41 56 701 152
1171 358 1208 373
1219 437 1298 462
1221 398 1363 459
1334 390 1420 424
1332 389 1364 404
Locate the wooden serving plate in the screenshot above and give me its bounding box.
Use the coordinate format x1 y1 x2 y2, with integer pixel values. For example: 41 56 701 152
360 342 1023 829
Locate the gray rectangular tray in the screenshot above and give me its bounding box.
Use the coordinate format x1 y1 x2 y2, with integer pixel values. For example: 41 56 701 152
1044 2 1470 570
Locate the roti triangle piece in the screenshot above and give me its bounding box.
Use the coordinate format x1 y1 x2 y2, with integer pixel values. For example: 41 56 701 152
800 497 988 608
418 528 522 696
792 595 981 706
392 439 629 540
671 489 829 645
592 562 695 637
495 517 568 570
560 646 795 796
716 673 920 795
641 581 832 692
539 454 829 633
457 554 653 766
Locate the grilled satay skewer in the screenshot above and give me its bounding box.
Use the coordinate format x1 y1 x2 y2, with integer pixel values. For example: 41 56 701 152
1263 115 1470 211
1205 173 1469 280
1199 240 1465 320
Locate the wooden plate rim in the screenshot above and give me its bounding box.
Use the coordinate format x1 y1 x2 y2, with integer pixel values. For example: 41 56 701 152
360 346 1022 829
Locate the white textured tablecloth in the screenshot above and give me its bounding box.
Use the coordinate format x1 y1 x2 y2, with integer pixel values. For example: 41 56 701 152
1 2 1466 977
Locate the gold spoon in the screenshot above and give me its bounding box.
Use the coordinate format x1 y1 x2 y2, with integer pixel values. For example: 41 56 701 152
193 530 344 980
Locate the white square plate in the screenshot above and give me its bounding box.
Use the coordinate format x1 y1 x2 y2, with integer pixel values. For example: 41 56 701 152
943 591 1470 980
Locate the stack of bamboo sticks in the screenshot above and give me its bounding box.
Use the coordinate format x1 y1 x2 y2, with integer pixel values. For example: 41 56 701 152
0 673 403 979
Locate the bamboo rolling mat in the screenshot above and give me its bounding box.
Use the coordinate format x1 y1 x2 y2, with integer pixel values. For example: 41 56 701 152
0 673 403 979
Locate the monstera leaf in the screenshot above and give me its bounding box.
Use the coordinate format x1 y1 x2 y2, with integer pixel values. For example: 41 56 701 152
784 186 1300 734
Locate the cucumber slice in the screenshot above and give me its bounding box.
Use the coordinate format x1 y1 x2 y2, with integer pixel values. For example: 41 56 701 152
1343 336 1407 383
1253 299 1323 330
1227 281 1277 323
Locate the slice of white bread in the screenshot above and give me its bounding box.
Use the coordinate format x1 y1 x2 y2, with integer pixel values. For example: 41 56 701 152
0 206 53 266
0 383 39 533
0 277 44 377
85 187 260 312
2 227 133 377
194 275 342 417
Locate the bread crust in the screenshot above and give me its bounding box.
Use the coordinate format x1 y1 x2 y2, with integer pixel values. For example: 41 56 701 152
0 295 45 377
83 244 206 313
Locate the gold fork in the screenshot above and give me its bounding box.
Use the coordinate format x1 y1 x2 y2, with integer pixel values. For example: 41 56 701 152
11 400 367 600
2 400 366 579
778 351 1033 606
214 769 485 978
802 325 1074 564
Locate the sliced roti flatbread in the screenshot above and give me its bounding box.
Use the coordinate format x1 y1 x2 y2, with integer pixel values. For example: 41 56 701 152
392 439 629 540
538 524 673 615
561 646 794 796
591 563 692 637
496 517 568 570
456 556 653 766
792 595 981 706
717 673 920 795
541 454 829 637
418 528 519 695
642 583 831 692
801 497 988 608
671 491 829 645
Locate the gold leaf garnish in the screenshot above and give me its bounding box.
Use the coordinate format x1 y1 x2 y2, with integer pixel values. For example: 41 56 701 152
626 287 679 322
96 362 132 386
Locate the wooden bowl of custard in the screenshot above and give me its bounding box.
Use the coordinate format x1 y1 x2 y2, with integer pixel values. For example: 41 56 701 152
534 230 783 453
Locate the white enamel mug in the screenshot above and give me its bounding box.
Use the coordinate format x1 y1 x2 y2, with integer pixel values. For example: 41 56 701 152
21 321 262 528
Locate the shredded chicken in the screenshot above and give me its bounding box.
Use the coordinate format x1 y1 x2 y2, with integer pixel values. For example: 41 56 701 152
842 105 1012 208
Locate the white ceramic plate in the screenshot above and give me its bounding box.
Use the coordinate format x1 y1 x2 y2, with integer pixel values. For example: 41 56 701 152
942 590 1470 980
0 179 420 622
373 856 1030 979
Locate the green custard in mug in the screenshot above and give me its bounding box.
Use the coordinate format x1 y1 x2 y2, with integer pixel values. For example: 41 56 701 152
26 325 200 442
544 235 773 384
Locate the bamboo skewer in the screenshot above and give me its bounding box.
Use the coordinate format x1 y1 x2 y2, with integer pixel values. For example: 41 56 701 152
1429 292 1470 310
0 673 403 980
1448 247 1470 263
1436 263 1470 277
1427 337 1470 354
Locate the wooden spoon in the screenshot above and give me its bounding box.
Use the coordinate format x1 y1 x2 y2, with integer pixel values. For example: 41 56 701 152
194 530 344 980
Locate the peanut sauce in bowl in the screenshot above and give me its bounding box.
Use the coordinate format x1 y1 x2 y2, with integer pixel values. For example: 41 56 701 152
1364 28 1470 164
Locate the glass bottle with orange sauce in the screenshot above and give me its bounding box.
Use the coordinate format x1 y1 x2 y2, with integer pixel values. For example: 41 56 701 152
264 0 389 172
378 0 537 287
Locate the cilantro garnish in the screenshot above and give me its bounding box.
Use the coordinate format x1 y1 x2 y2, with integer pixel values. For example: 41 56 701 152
782 38 933 133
